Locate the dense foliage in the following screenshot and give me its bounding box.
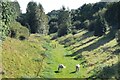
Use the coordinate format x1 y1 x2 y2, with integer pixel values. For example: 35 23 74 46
57 7 72 37
0 1 12 40
48 2 109 37
0 1 120 42
47 2 120 44
1 0 21 40
26 1 49 35
9 22 29 40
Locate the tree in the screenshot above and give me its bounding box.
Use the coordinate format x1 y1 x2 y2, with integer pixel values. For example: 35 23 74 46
35 3 49 35
26 1 49 34
10 0 21 20
16 13 31 31
94 15 107 36
71 9 81 22
80 3 93 22
47 10 60 34
48 18 58 34
1 0 14 39
26 1 37 33
105 3 118 28
57 6 72 37
88 20 96 32
0 1 2 40
58 23 69 37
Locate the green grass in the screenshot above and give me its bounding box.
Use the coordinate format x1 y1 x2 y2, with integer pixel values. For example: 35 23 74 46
2 30 120 78
2 35 46 78
41 40 87 78
55 30 119 78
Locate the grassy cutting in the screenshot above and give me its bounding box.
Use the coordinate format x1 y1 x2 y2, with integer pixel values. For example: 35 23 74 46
2 30 120 78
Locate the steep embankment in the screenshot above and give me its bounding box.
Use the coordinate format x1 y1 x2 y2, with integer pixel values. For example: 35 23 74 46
2 34 47 78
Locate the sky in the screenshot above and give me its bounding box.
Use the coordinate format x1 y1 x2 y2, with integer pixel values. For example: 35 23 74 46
11 0 101 14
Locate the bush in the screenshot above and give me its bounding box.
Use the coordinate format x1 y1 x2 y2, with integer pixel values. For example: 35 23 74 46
57 23 68 37
9 22 30 40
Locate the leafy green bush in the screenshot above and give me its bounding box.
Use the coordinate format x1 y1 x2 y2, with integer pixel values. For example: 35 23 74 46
9 22 29 40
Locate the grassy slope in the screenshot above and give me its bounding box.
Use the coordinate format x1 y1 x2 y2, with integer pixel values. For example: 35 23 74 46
54 30 119 78
2 30 120 78
2 34 46 78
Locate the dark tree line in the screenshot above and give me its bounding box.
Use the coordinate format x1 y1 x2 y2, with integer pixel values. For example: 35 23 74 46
47 2 119 39
47 2 109 37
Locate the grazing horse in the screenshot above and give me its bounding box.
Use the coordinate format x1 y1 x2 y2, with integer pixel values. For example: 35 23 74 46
76 64 80 72
58 64 66 72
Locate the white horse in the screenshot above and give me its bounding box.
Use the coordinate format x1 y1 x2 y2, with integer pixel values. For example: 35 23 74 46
76 64 80 72
58 64 66 71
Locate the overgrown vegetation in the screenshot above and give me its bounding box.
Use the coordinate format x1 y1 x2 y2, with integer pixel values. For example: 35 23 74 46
2 34 48 78
9 22 29 40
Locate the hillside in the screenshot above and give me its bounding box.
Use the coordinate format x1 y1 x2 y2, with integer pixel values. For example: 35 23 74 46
2 34 47 78
55 30 119 78
2 30 120 78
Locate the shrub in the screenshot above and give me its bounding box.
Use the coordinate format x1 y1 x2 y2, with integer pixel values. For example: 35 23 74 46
9 22 30 40
57 23 68 37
